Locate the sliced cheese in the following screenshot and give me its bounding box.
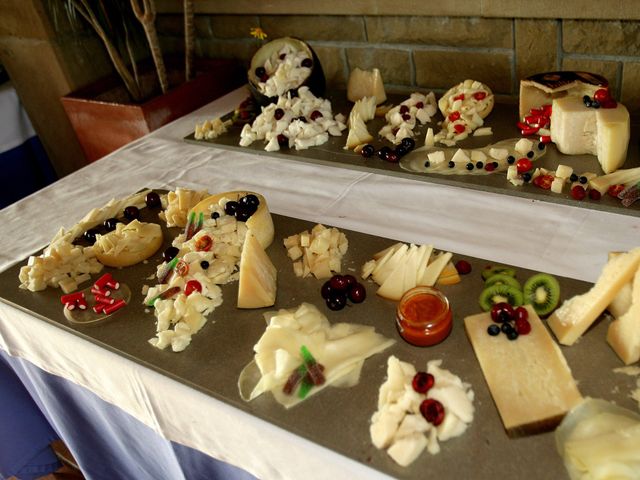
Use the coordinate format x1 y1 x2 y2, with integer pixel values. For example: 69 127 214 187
548 248 640 346
607 264 640 365
237 230 277 309
419 252 452 287
550 96 630 174
589 166 640 194
465 306 582 436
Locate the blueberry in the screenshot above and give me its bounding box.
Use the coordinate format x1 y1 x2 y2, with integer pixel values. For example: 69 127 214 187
123 205 140 220
570 173 579 182
501 322 514 334
522 172 532 182
537 142 546 150
506 329 519 341
395 145 408 158
274 108 285 120
200 260 210 270
83 228 99 245
377 146 391 161
579 176 588 184
224 201 238 216
424 161 431 168
592 100 600 109
527 150 534 158
487 324 501 336
239 194 260 209
476 161 484 169
163 246 179 262
448 161 455 168
466 163 474 171
145 191 161 208
492 162 499 169
583 95 592 107
401 137 416 151
326 293 347 311
361 144 375 158
507 155 515 165
255 66 266 78
103 217 120 231
211 211 220 220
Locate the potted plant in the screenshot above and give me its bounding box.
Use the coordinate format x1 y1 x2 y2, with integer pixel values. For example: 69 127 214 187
59 0 244 162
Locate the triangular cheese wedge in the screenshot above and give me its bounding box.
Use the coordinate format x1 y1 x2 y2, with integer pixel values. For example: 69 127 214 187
237 230 277 309
607 264 640 364
419 252 452 286
373 243 408 285
548 247 640 345
415 244 433 284
402 245 420 294
377 260 407 300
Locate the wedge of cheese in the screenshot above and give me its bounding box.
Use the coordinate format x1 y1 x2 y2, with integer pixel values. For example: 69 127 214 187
607 264 640 365
548 248 640 346
237 230 277 309
347 67 386 104
465 306 582 436
550 95 630 174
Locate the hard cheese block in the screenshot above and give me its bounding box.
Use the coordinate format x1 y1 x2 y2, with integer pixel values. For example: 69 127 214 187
607 263 640 365
465 306 582 436
548 247 640 346
237 230 277 309
550 95 630 174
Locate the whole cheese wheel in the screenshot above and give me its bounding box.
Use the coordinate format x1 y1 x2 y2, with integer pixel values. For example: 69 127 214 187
190 191 274 249
93 220 163 268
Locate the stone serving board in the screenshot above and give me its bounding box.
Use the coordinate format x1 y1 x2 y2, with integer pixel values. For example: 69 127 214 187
185 93 640 218
0 202 637 479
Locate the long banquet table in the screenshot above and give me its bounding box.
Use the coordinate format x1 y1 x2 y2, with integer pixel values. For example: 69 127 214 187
1 86 639 480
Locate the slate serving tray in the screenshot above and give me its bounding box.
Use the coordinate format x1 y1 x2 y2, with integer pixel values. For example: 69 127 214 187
185 93 640 218
1 204 636 479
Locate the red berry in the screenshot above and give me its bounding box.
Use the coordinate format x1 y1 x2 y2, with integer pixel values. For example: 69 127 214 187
533 174 553 190
593 88 610 103
185 280 202 296
571 185 586 200
402 113 411 122
329 275 348 292
608 184 625 197
415 102 424 109
515 318 531 335
589 189 602 200
473 91 487 100
515 306 529 322
484 163 496 172
448 111 461 122
385 152 399 163
600 99 617 109
420 398 445 426
455 260 472 275
491 302 515 323
412 372 434 394
516 158 533 174
399 105 409 114
310 110 323 121
453 93 465 101
454 123 466 134
348 283 366 303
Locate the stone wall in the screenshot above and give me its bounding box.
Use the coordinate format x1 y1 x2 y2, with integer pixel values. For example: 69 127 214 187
156 14 640 113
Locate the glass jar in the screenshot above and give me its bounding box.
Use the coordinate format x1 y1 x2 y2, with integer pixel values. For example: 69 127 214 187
396 286 452 347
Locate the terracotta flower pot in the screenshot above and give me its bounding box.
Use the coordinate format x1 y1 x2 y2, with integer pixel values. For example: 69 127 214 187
61 58 244 163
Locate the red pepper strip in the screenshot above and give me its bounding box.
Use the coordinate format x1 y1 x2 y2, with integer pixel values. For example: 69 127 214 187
283 364 307 395
184 211 196 240
157 256 179 283
146 286 181 307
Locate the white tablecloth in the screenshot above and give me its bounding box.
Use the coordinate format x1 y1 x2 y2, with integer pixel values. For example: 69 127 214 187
0 86 638 479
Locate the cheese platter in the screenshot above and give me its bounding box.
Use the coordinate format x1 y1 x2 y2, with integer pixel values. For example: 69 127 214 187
185 73 640 217
2 187 639 478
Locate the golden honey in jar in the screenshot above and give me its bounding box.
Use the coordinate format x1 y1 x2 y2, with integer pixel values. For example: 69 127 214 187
396 286 452 347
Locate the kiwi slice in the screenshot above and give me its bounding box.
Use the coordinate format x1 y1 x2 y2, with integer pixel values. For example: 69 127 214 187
481 265 517 281
484 273 522 291
478 284 524 311
523 273 560 317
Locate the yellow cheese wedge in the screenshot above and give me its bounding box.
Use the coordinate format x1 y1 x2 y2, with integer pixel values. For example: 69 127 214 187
93 220 163 268
548 248 640 346
190 191 274 249
237 230 277 309
347 67 386 104
465 306 582 436
607 264 640 365
550 96 630 174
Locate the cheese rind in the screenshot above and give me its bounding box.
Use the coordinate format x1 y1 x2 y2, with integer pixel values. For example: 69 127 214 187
464 306 582 436
237 230 277 309
548 248 640 345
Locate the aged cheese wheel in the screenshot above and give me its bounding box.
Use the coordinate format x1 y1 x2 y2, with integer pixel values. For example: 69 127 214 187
93 220 163 268
190 191 274 249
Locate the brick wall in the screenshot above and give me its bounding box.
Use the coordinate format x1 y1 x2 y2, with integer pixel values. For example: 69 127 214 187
156 14 640 113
